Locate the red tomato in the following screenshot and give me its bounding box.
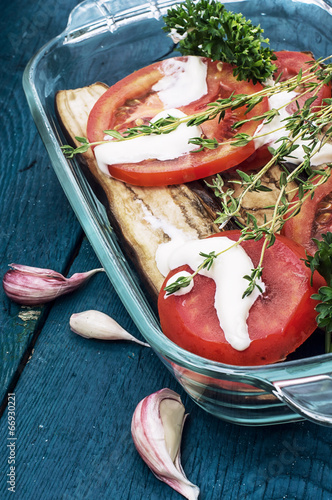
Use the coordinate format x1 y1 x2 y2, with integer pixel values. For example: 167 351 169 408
274 50 331 114
158 231 323 366
282 174 332 255
236 51 331 172
87 57 268 186
232 144 272 173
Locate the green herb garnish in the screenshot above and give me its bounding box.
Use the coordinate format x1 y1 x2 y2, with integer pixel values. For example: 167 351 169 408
162 0 276 83
62 59 332 160
60 1 332 317
305 232 332 352
165 249 227 294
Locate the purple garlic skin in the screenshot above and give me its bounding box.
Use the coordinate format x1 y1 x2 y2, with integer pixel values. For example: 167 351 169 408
3 264 103 305
131 388 199 500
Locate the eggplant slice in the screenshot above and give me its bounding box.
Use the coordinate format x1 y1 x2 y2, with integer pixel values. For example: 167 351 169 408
55 83 297 303
55 84 219 301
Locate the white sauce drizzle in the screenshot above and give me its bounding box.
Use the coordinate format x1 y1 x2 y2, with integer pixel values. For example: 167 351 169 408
138 200 192 277
165 271 194 296
137 195 263 352
157 237 190 278
94 109 201 175
254 90 332 165
94 56 208 174
162 237 264 352
152 56 208 108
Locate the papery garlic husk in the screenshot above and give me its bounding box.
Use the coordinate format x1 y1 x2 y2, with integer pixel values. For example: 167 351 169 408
70 310 150 346
131 388 199 500
3 264 103 305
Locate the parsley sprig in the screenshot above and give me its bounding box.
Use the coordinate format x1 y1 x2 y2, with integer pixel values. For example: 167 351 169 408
305 233 332 353
162 0 276 83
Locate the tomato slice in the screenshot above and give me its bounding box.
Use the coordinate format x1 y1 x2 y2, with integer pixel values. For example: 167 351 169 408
87 57 268 186
158 231 322 366
236 51 332 172
281 174 332 255
274 51 331 114
232 144 272 173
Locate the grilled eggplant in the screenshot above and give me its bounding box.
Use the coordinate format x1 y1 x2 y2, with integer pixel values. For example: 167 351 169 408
56 84 219 300
55 83 296 303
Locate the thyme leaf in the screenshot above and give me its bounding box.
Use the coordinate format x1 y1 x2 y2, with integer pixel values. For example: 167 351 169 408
164 275 193 295
242 266 264 298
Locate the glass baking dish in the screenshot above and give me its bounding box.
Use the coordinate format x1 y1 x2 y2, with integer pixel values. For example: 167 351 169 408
23 0 332 426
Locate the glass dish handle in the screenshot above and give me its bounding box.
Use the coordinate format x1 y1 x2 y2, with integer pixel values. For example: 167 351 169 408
273 374 332 426
64 0 162 38
64 0 117 35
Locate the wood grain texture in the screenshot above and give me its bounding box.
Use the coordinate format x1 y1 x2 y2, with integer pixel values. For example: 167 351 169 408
0 1 332 499
0 0 83 405
0 240 332 499
0 239 331 499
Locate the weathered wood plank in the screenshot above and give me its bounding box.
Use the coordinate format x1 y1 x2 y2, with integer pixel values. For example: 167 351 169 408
1 1 332 499
0 0 82 404
1 239 332 499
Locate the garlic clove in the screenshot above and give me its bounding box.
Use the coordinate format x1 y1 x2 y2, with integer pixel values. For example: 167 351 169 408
3 264 103 305
131 388 199 500
69 310 150 346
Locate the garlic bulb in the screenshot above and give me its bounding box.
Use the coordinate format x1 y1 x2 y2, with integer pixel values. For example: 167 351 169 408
70 310 150 346
131 388 199 499
3 264 103 305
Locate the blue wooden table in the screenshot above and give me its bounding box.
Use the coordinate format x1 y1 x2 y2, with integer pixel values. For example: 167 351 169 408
1 1 332 499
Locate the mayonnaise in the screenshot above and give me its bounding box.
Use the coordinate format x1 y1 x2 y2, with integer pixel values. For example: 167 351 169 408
254 90 332 165
94 56 208 174
161 237 264 352
152 56 208 108
94 109 201 176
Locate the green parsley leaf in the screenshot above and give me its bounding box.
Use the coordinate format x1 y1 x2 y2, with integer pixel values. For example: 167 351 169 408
163 0 276 83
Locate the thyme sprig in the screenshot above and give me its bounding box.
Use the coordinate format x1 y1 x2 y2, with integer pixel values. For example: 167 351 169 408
61 60 332 160
164 248 237 295
190 68 332 299
206 131 332 298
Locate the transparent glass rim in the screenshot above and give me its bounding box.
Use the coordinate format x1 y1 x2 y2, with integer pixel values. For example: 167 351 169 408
22 0 332 391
